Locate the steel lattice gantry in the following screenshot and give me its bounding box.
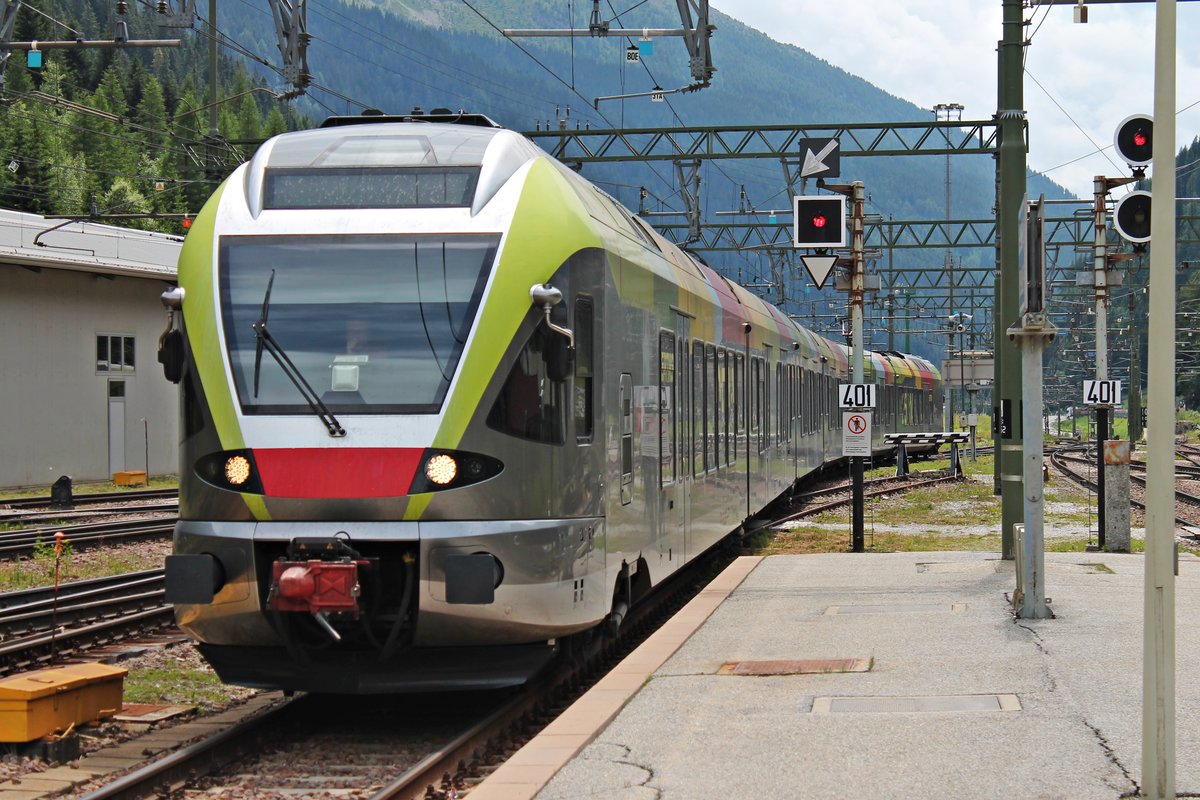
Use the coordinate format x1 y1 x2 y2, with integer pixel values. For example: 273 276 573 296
522 119 1000 163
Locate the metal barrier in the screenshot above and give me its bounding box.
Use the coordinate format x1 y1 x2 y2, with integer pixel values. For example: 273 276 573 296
883 432 970 477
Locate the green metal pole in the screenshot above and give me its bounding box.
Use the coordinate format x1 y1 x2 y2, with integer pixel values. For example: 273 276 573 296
996 0 1025 560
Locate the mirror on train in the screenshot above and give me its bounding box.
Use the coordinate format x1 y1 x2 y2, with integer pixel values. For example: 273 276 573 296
158 328 185 384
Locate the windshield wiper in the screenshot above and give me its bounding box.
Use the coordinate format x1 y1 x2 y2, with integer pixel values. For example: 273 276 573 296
251 270 346 438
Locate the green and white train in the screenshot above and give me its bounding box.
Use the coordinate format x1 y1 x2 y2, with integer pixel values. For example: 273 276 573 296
159 112 943 693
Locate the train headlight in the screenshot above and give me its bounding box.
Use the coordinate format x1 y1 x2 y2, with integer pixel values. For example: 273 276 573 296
408 449 503 493
225 455 252 486
425 454 458 485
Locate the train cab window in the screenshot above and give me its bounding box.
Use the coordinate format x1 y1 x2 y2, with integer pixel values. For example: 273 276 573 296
220 233 496 415
574 296 594 442
487 324 568 444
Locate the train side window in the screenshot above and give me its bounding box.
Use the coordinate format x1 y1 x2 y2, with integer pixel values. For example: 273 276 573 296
659 331 676 486
750 358 759 437
765 360 772 451
707 343 717 472
486 326 567 444
678 336 691 479
775 362 784 446
574 296 594 443
722 349 731 466
729 355 739 462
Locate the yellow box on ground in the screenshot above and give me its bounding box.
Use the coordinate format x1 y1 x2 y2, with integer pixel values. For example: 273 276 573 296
0 663 127 742
112 470 147 486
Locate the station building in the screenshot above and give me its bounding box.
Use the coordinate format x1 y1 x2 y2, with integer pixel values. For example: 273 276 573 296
0 208 182 488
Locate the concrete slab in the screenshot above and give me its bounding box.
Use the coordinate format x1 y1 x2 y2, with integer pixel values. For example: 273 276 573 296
467 551 1200 800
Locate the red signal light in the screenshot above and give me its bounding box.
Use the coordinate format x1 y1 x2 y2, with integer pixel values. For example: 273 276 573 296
1133 131 1147 147
182 217 192 230
812 214 827 229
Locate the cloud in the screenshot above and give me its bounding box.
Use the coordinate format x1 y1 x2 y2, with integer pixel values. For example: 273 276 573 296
721 2 1200 198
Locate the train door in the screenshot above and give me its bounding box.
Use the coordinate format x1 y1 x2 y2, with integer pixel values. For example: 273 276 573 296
673 316 692 563
619 374 633 506
659 328 686 573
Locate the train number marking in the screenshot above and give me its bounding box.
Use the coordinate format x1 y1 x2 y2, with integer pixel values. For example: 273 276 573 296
839 383 876 409
1083 380 1121 407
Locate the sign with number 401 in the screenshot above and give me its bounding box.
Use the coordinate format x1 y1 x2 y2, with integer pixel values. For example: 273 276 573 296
1083 380 1121 406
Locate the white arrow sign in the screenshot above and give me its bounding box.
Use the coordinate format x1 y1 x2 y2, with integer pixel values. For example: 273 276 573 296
800 254 838 289
801 138 840 178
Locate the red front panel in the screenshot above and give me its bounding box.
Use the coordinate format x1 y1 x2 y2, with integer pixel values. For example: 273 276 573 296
253 448 424 498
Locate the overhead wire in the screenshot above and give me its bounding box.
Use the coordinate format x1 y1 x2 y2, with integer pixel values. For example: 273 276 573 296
458 0 679 200
303 0 559 111
19 3 83 36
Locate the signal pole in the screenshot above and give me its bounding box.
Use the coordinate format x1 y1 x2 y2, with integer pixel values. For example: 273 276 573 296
1092 176 1112 549
996 0 1026 559
1144 2 1177 794
849 181 867 553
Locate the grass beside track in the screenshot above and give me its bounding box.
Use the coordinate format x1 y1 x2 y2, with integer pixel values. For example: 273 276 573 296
751 452 1168 556
0 475 179 501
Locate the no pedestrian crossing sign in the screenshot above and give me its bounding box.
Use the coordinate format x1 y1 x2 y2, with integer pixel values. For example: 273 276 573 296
842 410 872 457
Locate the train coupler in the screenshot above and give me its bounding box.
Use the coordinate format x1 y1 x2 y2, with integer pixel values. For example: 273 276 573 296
267 533 370 626
266 559 368 616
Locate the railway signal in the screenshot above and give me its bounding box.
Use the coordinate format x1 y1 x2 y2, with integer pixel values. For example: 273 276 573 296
1113 191 1152 244
1114 114 1153 169
793 195 846 248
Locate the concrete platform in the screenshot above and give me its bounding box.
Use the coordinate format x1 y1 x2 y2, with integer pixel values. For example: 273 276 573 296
471 551 1200 799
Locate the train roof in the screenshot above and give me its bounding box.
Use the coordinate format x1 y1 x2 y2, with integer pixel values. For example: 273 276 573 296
318 110 502 128
243 121 544 217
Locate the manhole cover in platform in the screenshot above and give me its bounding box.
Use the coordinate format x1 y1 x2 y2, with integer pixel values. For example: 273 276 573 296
719 658 870 676
811 694 1021 714
917 561 1007 574
823 603 967 615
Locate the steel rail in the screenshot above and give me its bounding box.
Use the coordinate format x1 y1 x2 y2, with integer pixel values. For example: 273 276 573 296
0 518 175 558
75 697 298 800
0 569 164 612
0 488 178 510
1 502 178 525
0 605 174 674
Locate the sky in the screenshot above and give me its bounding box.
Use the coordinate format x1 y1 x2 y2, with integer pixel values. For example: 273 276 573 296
719 1 1200 200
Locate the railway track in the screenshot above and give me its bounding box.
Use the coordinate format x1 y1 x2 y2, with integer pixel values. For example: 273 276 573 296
0 502 178 527
71 531 734 800
0 488 178 512
0 569 174 674
0 517 176 559
1051 448 1200 512
766 469 964 527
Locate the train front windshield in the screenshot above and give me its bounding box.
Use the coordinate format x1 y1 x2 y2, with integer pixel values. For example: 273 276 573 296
219 233 498 414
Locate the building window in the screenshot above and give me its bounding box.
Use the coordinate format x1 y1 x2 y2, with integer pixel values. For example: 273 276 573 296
97 334 135 373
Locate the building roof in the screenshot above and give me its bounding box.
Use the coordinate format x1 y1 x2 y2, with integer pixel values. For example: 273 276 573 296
0 208 181 280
